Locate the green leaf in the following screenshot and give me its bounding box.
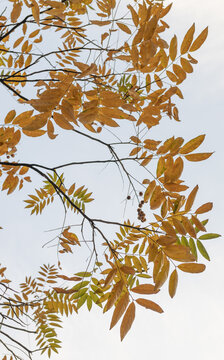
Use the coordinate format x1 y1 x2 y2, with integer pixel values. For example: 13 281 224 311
197 240 210 261
75 272 92 277
87 296 92 311
72 281 89 291
199 233 221 240
181 236 189 247
189 238 197 261
77 293 88 309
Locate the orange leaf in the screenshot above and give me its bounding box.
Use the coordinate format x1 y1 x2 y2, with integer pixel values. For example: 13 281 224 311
181 23 195 54
185 153 213 162
169 269 178 298
131 284 159 295
53 113 74 130
169 35 177 61
195 202 213 214
178 263 206 273
127 5 139 27
190 27 208 52
117 22 131 34
179 135 205 154
136 298 163 313
110 292 129 330
120 302 135 341
4 110 16 124
164 244 195 262
185 185 199 212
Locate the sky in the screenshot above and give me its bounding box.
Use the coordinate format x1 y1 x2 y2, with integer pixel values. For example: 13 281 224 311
1 0 224 359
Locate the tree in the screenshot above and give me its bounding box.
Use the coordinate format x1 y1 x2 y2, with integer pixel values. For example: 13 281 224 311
0 0 220 358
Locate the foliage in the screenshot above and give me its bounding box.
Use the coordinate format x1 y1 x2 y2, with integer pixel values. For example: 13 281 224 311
0 0 220 359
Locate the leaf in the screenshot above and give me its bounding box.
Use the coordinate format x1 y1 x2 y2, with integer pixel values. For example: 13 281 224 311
169 35 177 61
120 302 135 341
131 284 159 295
185 185 199 212
117 22 131 34
185 153 213 162
190 27 208 52
11 1 22 23
136 298 163 313
179 135 205 154
178 263 206 273
164 244 195 262
127 5 139 27
5 110 16 124
195 202 213 214
181 23 195 54
199 233 221 240
169 270 178 298
110 292 129 330
54 113 74 130
197 240 210 261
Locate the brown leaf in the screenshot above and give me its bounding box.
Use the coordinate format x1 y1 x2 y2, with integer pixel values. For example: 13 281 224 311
164 244 195 262
181 23 195 54
131 284 159 295
120 302 135 341
110 292 129 330
190 27 208 52
117 22 131 34
185 153 213 162
185 185 199 212
179 135 205 154
169 269 178 298
136 298 163 313
195 202 213 214
178 263 206 273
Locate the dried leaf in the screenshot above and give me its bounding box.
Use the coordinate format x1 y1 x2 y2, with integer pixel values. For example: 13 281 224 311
169 269 178 298
120 302 135 341
136 298 163 313
178 263 206 273
110 293 129 330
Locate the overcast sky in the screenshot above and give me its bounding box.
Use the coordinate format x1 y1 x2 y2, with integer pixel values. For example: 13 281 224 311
1 0 224 359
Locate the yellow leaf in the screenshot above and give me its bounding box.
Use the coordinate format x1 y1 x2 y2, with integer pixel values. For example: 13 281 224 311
127 5 139 27
185 153 213 162
181 23 195 54
105 280 123 312
110 293 129 330
13 36 24 49
117 22 131 34
155 256 170 290
144 180 156 203
136 298 163 313
181 216 196 238
11 1 22 23
144 16 157 41
164 183 188 192
191 215 206 232
90 20 111 26
178 263 206 273
172 218 186 235
180 57 193 73
120 302 135 341
23 113 49 131
150 186 164 210
103 268 117 288
195 202 213 214
190 27 208 52
169 35 177 61
173 64 186 83
164 244 195 262
131 284 159 295
54 113 74 130
156 156 165 178
161 221 176 237
31 0 40 25
4 110 16 124
185 185 199 212
179 134 205 154
169 269 178 298
22 129 46 137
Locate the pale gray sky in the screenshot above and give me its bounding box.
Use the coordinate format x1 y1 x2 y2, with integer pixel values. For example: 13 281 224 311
1 0 224 359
